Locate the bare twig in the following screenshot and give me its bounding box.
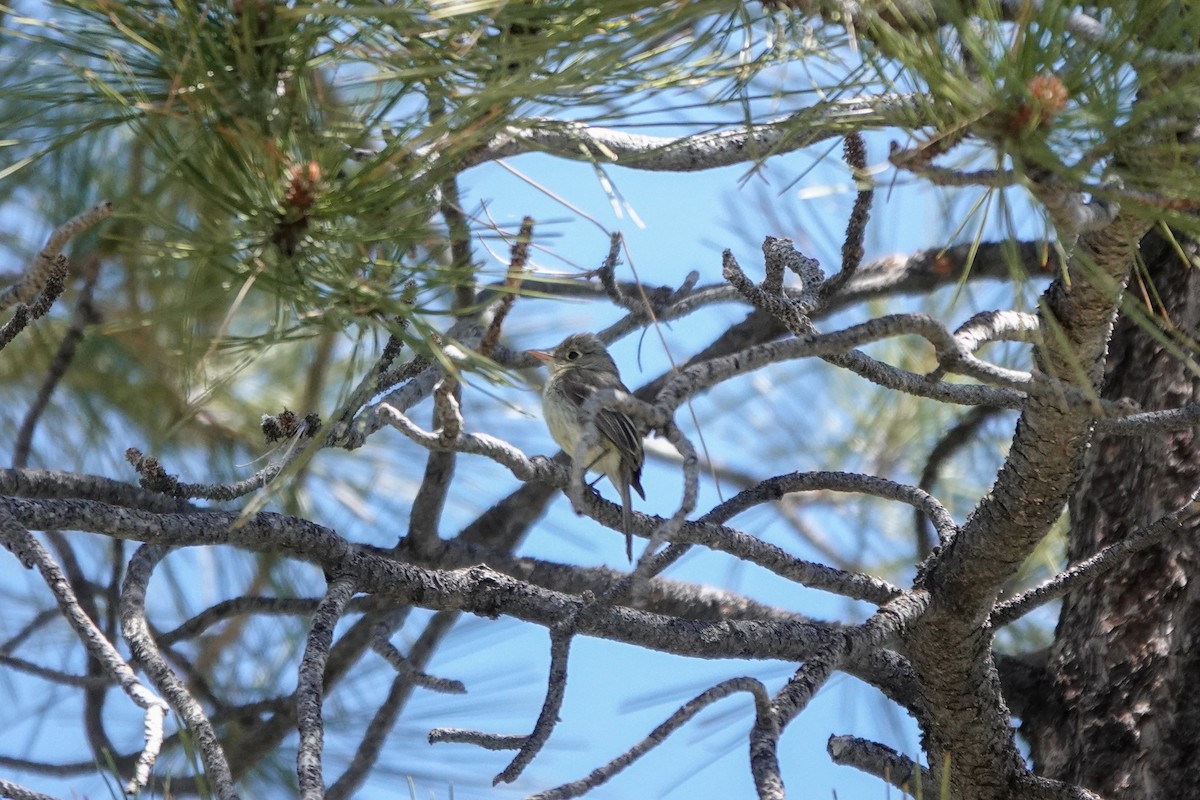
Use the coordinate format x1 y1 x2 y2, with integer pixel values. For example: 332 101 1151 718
1096 402 1200 434
428 729 527 749
0 777 62 800
384 402 906 601
456 94 924 172
0 653 114 689
821 133 874 300
525 677 772 800
124 444 310 501
478 216 533 357
740 593 931 800
631 419 698 572
0 506 168 795
991 493 1200 626
369 638 465 694
0 255 68 353
439 173 476 312
328 610 461 800
13 260 102 468
913 407 1000 557
722 245 819 336
590 232 632 308
0 608 61 655
0 201 113 311
297 577 359 800
120 544 238 800
159 597 355 646
652 312 1025 414
493 627 572 784
707 470 958 545
827 735 934 796
407 381 461 554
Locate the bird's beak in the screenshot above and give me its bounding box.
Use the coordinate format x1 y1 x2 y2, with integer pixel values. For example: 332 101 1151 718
527 349 553 363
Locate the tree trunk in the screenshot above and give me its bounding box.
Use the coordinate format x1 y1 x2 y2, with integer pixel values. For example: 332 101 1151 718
1025 229 1200 798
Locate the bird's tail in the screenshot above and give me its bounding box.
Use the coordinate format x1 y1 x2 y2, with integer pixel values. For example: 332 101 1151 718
619 478 633 562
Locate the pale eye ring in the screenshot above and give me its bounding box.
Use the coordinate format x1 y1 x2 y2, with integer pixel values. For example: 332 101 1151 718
566 350 580 361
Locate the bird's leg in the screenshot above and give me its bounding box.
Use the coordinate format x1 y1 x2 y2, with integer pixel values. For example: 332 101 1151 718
584 453 604 492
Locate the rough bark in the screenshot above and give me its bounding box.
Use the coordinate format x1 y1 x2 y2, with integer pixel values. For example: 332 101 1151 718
904 210 1145 800
1027 228 1200 798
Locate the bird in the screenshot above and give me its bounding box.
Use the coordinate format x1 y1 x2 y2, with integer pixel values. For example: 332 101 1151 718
528 333 646 561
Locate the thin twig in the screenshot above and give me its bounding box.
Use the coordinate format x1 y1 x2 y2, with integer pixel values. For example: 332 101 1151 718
0 506 168 795
0 777 62 800
0 201 113 311
525 677 772 800
297 577 359 800
827 735 934 796
121 544 238 800
821 133 874 300
0 255 68 353
124 445 310 501
327 610 461 800
991 494 1200 626
429 729 527 749
493 627 572 784
13 260 102 468
478 216 533 357
913 408 998 558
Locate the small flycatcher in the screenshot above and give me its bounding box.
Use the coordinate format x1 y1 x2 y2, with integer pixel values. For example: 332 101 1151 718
529 333 645 561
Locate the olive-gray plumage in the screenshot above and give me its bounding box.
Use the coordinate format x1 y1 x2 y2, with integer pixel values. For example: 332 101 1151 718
529 333 645 561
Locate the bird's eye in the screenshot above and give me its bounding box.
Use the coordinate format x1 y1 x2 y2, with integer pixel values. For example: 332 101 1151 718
566 350 580 361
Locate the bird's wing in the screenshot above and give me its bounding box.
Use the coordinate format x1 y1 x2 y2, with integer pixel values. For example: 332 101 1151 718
559 379 645 473
597 407 643 465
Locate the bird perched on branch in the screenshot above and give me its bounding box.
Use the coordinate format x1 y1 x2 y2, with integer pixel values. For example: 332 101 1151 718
529 333 645 561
